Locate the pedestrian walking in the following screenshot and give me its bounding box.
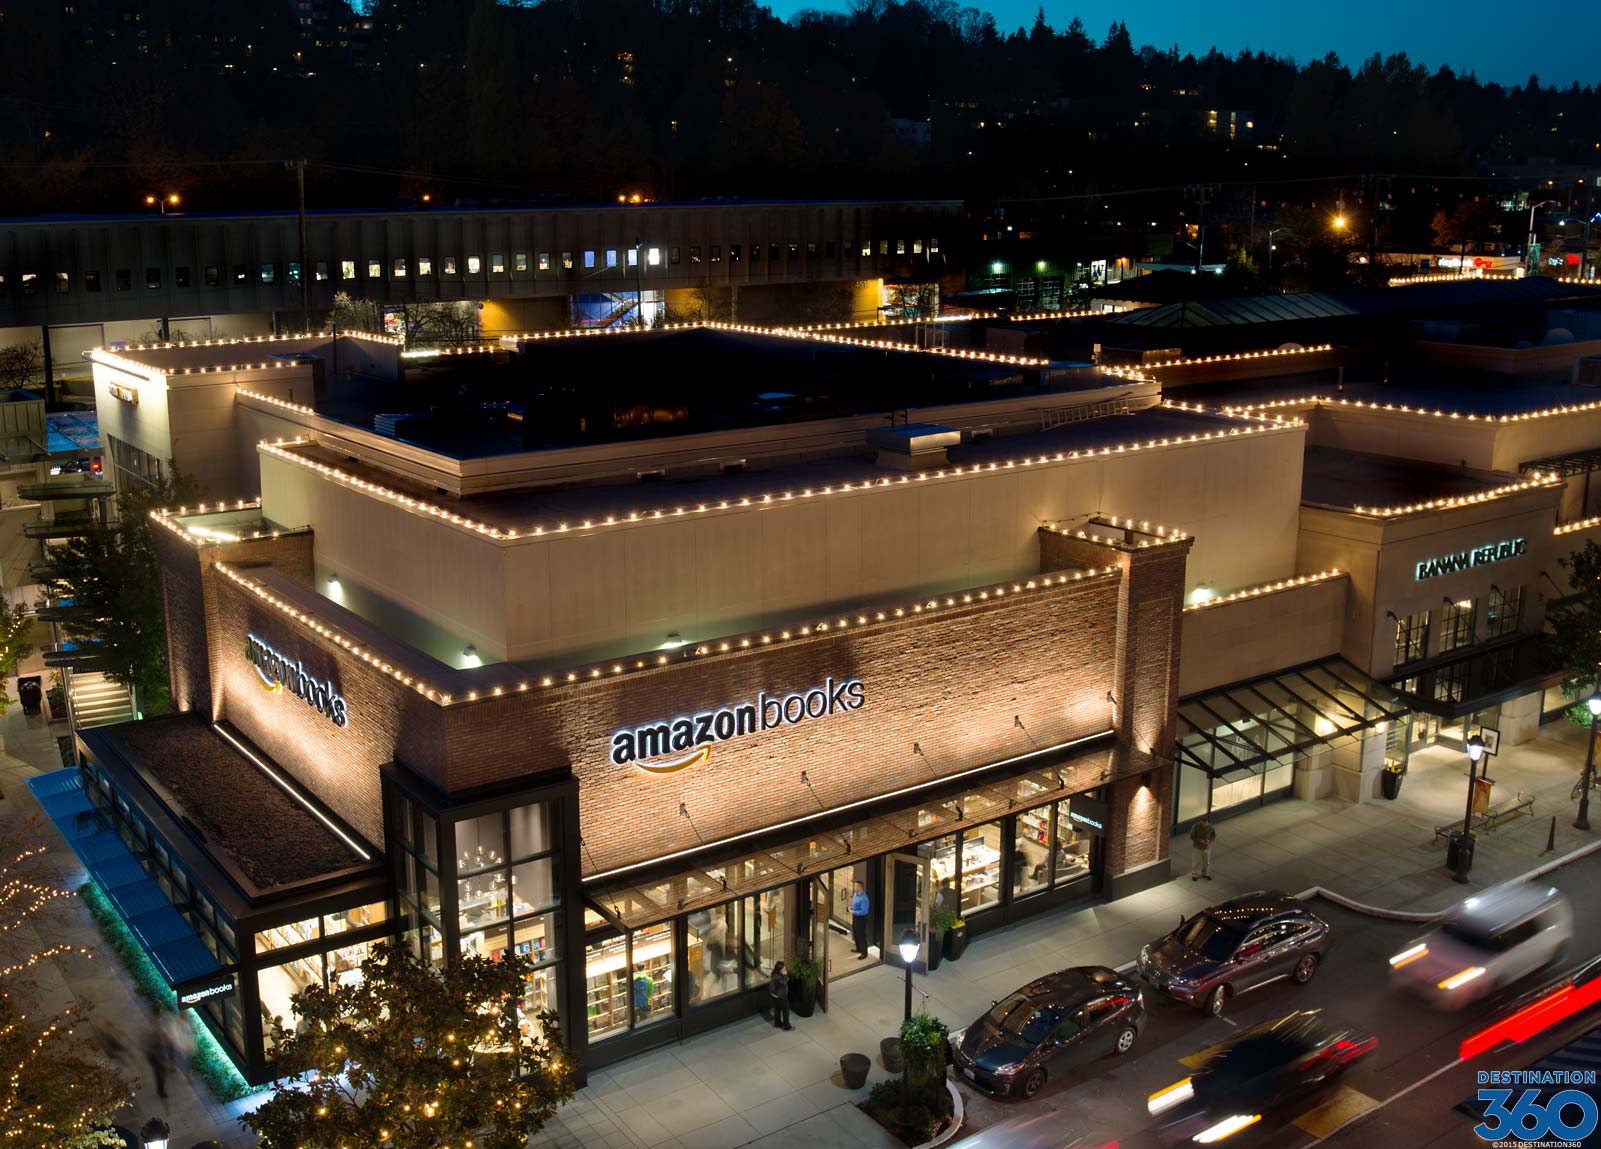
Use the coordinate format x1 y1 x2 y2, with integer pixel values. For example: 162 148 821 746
1189 813 1216 881
144 1019 176 1100
769 961 792 1030
849 880 871 959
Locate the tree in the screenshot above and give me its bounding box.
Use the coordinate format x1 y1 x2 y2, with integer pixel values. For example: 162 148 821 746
1222 249 1260 293
0 342 43 391
0 605 35 714
1549 539 1601 725
46 469 197 716
328 291 382 334
0 818 136 1147
243 942 575 1149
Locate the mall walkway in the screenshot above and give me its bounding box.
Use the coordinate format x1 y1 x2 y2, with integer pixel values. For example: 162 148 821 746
3 708 1595 1149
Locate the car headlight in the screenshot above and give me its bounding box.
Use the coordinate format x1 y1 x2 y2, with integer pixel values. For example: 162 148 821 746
1140 945 1151 965
948 1027 967 1048
1389 943 1428 968
1147 1077 1194 1116
1438 966 1486 990
992 1060 1026 1077
1192 1114 1262 1143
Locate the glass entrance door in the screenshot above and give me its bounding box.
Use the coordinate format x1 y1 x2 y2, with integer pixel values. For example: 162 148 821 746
887 852 928 970
813 862 877 987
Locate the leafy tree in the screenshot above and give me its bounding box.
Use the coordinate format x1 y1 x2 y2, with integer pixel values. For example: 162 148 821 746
243 942 575 1149
1222 249 1260 294
0 343 43 391
328 291 382 334
1549 540 1601 726
0 605 35 714
46 469 197 716
0 818 136 1147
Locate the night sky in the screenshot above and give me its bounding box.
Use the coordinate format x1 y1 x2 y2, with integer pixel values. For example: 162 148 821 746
770 0 1596 89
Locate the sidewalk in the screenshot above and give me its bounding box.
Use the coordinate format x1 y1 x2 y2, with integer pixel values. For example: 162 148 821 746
5 707 1592 1149
531 719 1599 1149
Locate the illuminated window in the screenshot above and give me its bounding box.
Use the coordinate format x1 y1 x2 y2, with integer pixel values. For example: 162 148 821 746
860 241 871 257
896 239 906 254
626 247 638 267
689 246 701 264
55 271 70 294
232 264 248 284
647 247 660 266
583 251 596 269
341 260 356 280
467 255 482 274
367 260 381 278
710 245 721 263
417 257 432 276
513 252 528 273
393 259 407 277
605 250 617 268
912 239 923 254
284 264 297 286
1394 610 1430 666
879 239 889 255
490 253 505 274
538 253 550 271
443 256 458 275
261 263 276 284
1485 586 1523 639
561 252 573 270
930 237 940 253
1439 600 1475 654
314 261 328 282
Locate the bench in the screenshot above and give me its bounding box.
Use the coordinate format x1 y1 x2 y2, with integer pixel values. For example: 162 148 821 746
1432 791 1535 842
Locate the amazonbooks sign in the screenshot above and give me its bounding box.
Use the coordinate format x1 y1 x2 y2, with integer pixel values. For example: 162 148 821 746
611 677 865 773
1415 537 1526 581
246 632 348 727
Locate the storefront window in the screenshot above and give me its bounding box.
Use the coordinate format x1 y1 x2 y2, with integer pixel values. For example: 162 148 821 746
585 932 630 1040
324 901 387 937
458 867 510 933
509 803 550 858
687 902 740 1005
631 923 674 1024
259 954 322 1050
516 912 557 966
742 889 786 982
1394 609 1430 666
521 966 558 1039
460 921 513 961
510 857 555 915
456 811 506 873
328 937 381 988
958 825 1003 914
1485 586 1523 639
1013 804 1052 897
1440 599 1475 653
255 916 319 954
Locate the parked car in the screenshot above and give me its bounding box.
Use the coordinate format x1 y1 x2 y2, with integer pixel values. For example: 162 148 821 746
1147 1010 1376 1143
1389 883 1573 1009
948 965 1145 1099
1137 891 1330 1017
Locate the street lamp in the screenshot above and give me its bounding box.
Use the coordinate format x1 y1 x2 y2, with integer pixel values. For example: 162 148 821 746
145 194 180 216
1332 214 1347 232
1527 199 1561 271
897 927 919 1124
1454 734 1487 883
1265 226 1289 279
140 1117 171 1149
633 237 646 327
1577 692 1601 831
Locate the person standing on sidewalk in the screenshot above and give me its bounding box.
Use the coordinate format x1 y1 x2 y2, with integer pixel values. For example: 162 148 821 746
143 1019 176 1100
850 881 871 959
769 961 793 1030
1190 814 1216 881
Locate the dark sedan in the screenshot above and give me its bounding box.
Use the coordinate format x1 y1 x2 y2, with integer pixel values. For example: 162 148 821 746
1137 890 1329 1017
949 965 1145 1100
1146 1010 1377 1143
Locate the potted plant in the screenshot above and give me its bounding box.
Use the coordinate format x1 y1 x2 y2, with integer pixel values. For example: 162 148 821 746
943 915 969 962
900 1013 953 1117
1381 761 1405 800
788 957 821 1017
928 906 957 970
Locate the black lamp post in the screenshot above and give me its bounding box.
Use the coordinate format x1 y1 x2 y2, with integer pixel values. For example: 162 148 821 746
897 927 919 1125
1454 734 1487 883
1576 693 1601 831
139 1117 170 1149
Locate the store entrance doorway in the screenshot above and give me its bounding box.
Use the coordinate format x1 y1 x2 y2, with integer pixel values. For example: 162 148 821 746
887 852 929 970
812 862 878 995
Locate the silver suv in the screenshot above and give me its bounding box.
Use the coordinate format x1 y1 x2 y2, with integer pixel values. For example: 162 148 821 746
1390 883 1573 1008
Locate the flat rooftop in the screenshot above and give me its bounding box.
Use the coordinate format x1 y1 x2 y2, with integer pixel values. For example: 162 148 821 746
1301 446 1514 511
1176 374 1601 419
101 716 368 890
275 404 1258 536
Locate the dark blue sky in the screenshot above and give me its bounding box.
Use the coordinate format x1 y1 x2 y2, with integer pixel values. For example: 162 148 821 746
769 0 1594 89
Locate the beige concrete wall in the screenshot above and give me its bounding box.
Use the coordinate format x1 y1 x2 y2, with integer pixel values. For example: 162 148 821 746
1308 406 1501 471
1177 576 1349 695
1417 339 1601 377
262 424 1307 667
1299 488 1561 679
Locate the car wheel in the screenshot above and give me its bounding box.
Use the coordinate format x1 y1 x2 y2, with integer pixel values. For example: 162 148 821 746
1293 954 1319 984
1020 1067 1046 1099
1206 985 1229 1017
1113 1026 1138 1055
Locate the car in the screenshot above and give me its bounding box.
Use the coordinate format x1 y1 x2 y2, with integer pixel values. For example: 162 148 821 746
1146 1010 1376 1144
1137 890 1330 1017
948 965 1146 1100
1389 883 1573 1008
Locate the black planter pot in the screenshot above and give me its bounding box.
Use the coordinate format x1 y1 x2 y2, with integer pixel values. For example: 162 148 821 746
791 978 818 1017
944 924 969 962
881 1036 904 1073
1381 770 1404 800
926 937 944 972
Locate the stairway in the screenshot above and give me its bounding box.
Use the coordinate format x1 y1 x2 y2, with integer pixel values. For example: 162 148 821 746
67 670 135 729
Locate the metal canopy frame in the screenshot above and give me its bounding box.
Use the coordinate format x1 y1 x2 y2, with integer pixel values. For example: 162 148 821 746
1176 657 1411 780
1519 448 1601 478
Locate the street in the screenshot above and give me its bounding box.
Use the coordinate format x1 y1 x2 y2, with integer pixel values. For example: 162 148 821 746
955 849 1601 1149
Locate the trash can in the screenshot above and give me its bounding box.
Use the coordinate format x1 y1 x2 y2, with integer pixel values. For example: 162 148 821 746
1446 830 1474 872
840 1052 871 1089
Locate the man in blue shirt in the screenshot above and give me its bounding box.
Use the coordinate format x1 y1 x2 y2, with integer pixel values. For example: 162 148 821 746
850 880 871 959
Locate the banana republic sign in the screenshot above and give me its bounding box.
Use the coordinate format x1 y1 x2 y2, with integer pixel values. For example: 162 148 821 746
611 677 865 774
1414 537 1526 581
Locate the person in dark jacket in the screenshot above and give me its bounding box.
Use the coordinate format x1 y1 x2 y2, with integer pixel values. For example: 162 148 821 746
1189 814 1216 880
769 961 792 1030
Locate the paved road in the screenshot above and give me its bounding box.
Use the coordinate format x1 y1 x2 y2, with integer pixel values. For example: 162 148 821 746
954 850 1601 1149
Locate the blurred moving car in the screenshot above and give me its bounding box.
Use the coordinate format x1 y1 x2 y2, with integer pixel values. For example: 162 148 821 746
1147 1010 1376 1144
1138 891 1330 1017
1389 883 1573 1008
948 965 1145 1100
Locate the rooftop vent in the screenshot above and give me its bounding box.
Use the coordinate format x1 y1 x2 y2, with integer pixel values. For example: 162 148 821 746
866 423 960 470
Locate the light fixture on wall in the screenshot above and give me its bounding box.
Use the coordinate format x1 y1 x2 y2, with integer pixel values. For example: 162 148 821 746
461 644 481 667
661 632 688 649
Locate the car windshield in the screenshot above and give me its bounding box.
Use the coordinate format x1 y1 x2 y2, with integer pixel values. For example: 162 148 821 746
1177 913 1247 960
1439 919 1514 953
984 995 1062 1044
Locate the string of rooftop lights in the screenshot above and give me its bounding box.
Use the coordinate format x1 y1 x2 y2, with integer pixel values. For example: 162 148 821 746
1386 272 1512 286
1554 515 1601 537
1347 472 1560 518
1218 393 1601 425
149 500 292 547
1181 569 1344 613
247 413 1297 546
1136 344 1336 371
1038 518 1189 550
214 558 1120 705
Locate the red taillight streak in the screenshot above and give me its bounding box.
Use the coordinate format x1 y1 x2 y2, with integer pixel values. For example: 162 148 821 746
1299 1037 1374 1072
1459 977 1601 1061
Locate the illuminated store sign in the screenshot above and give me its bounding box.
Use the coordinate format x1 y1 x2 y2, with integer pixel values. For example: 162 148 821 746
611 677 865 772
1414 538 1526 581
176 972 235 1009
246 632 348 727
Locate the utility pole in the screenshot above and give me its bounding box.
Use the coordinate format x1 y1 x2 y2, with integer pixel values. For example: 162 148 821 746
1184 184 1217 274
291 159 310 332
